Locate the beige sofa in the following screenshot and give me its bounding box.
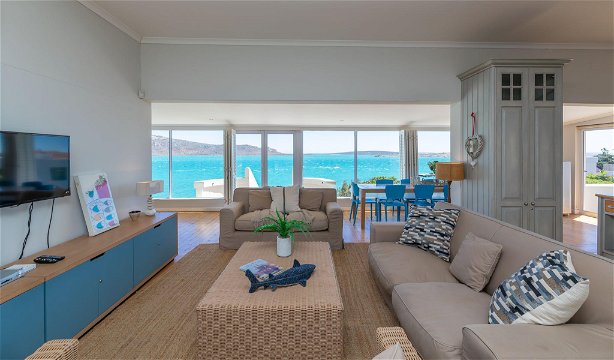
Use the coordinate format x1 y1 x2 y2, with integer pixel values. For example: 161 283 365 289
369 203 614 360
220 187 344 250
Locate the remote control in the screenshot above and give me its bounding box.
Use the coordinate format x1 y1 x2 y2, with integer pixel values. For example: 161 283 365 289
34 255 65 264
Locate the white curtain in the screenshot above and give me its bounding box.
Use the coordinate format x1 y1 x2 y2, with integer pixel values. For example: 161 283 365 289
223 128 236 204
401 130 418 180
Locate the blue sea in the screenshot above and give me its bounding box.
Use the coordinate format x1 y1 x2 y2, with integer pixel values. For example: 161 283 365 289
152 154 449 198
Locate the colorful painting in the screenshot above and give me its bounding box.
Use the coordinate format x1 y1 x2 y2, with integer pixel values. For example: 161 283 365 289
74 172 120 236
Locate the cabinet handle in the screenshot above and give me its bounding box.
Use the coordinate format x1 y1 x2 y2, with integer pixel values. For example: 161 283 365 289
524 202 528 206
531 202 535 206
99 279 103 283
90 252 106 261
154 224 161 229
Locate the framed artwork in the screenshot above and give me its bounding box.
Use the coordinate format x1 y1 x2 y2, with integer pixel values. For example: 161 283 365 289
74 172 119 236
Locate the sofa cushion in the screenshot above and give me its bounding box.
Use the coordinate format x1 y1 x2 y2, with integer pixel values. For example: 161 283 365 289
449 233 503 292
235 209 273 231
462 324 614 360
248 190 272 212
286 210 328 231
284 185 301 212
299 189 323 211
399 206 461 262
489 250 589 325
368 243 458 298
392 282 491 360
270 187 285 213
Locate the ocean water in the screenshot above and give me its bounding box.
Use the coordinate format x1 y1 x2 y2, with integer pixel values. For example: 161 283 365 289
152 154 449 198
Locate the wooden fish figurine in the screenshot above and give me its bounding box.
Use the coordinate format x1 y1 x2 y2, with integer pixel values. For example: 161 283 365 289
245 259 316 293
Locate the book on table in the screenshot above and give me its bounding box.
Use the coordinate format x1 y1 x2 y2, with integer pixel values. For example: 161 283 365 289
240 259 284 280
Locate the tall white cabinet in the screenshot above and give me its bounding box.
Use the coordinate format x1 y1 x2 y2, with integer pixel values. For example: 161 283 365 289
458 59 569 241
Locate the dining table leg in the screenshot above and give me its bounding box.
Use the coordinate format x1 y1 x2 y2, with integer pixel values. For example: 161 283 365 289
360 189 366 230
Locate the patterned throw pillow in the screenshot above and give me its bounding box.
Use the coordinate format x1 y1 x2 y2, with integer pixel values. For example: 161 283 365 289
489 250 589 325
398 206 461 262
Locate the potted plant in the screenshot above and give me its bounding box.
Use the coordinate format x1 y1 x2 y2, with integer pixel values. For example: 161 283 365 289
254 210 309 257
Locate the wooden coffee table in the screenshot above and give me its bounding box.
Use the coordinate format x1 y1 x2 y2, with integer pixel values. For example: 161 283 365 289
196 241 343 360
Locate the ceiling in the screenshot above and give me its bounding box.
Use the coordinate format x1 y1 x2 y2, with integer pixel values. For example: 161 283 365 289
151 103 614 128
86 1 613 46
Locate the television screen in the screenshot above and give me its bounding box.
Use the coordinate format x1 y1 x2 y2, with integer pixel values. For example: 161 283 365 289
0 131 70 207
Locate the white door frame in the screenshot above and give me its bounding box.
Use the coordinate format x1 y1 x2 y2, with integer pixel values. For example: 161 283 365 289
577 124 614 215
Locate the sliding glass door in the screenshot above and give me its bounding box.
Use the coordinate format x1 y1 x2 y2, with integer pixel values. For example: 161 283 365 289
233 131 299 188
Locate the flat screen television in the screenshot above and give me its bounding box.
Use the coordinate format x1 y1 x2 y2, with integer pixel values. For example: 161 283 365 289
0 131 70 208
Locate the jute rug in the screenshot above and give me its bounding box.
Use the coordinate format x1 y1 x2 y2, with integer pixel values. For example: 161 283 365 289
78 243 398 359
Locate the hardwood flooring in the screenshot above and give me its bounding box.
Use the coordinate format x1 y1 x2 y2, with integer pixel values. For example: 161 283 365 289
175 210 599 259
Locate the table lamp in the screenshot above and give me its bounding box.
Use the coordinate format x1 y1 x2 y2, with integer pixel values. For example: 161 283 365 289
435 162 465 203
137 180 164 216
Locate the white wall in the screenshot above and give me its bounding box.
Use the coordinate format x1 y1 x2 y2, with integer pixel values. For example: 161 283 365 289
0 1 151 265
563 114 614 213
141 44 613 104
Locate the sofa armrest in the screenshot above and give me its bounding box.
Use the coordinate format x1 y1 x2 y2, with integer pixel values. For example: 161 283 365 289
220 202 245 233
326 202 343 232
370 223 405 243
462 324 614 360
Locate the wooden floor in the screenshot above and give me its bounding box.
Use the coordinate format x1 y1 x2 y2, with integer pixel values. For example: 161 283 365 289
176 210 598 259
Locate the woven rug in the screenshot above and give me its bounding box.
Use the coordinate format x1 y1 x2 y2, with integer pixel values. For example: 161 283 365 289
78 243 398 359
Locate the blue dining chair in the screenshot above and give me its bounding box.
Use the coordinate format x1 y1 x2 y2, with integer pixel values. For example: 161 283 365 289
413 184 435 207
376 185 409 222
350 182 376 225
432 184 449 204
400 178 411 185
400 178 415 204
375 179 394 185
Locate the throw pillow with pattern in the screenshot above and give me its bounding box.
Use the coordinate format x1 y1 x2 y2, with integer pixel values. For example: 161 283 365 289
398 206 461 262
489 250 589 325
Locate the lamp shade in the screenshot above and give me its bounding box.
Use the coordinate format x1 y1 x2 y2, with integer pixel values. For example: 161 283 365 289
136 180 164 196
435 162 465 181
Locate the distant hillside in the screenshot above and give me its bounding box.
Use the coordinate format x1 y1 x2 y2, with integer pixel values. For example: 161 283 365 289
152 135 282 156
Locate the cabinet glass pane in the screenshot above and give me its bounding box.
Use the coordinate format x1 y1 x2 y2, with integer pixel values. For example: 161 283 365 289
502 88 510 100
535 74 544 86
513 88 521 101
513 74 522 86
535 88 543 101
546 88 555 101
546 74 555 86
502 74 510 86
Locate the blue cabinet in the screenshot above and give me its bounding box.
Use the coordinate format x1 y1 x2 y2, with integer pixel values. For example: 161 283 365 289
133 217 177 286
46 239 134 339
45 259 99 340
0 285 45 360
99 240 134 312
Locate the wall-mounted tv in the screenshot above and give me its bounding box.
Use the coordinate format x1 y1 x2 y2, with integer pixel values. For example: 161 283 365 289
0 131 70 208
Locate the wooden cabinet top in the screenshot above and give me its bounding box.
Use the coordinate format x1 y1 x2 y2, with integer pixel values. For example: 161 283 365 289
596 194 614 200
0 212 177 304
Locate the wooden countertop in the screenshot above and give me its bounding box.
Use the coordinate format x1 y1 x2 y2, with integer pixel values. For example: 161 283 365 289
0 212 176 304
595 194 614 200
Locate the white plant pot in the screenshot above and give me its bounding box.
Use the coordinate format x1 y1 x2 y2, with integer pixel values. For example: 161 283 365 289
277 236 292 257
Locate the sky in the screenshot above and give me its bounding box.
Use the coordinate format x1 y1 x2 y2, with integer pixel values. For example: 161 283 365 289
159 130 451 154
585 128 614 154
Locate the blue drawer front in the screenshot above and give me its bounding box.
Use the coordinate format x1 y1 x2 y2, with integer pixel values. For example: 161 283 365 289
45 259 99 339
133 217 177 286
99 239 134 312
0 285 45 360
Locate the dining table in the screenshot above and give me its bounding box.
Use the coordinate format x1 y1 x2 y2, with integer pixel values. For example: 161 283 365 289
356 183 444 229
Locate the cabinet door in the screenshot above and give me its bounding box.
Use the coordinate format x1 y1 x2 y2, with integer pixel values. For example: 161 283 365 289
157 217 178 264
46 260 99 339
133 230 161 286
496 68 530 228
98 240 134 312
0 285 45 360
528 68 563 240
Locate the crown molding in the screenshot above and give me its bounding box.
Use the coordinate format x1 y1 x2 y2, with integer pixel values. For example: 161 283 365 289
78 1 142 42
457 59 572 80
140 37 614 50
